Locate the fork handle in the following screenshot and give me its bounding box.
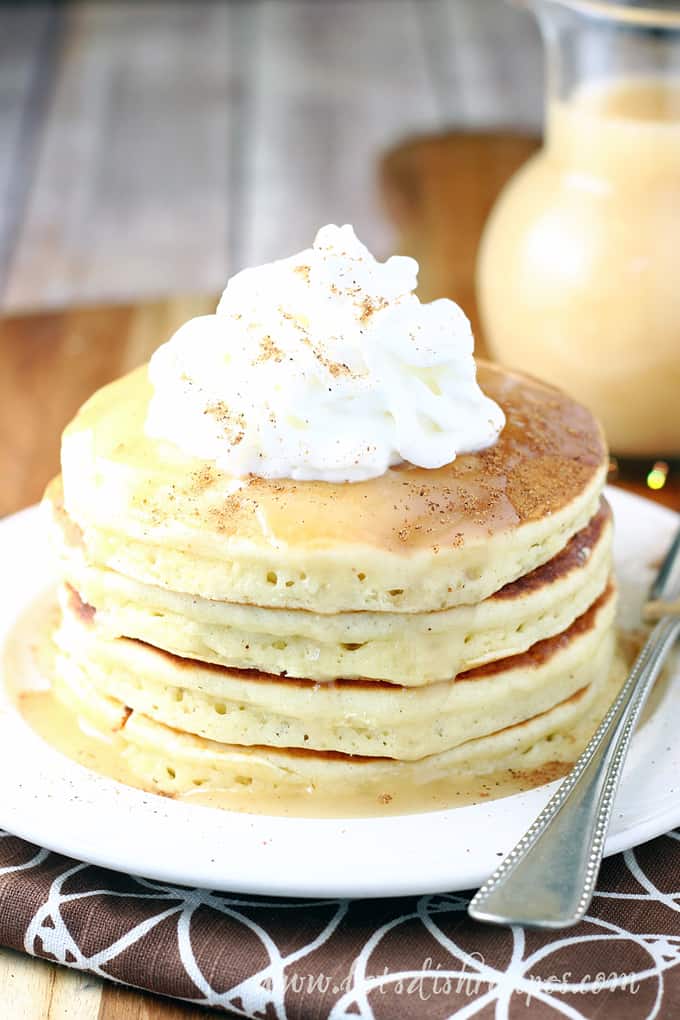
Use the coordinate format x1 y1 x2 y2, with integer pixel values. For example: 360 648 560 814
468 616 680 929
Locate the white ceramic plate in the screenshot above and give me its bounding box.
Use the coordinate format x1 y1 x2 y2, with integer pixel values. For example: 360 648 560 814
0 486 678 899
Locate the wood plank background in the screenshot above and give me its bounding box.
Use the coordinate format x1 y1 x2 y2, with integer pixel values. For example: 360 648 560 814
0 0 542 313
0 946 215 1018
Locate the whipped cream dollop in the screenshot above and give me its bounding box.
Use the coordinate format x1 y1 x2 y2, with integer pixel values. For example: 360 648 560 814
145 225 505 482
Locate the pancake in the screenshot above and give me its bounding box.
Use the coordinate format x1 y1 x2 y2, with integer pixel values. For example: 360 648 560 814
54 581 617 761
33 352 620 813
49 490 613 684
56 361 608 613
49 633 626 803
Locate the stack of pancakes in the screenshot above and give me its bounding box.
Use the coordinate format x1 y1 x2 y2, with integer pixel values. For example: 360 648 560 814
44 361 617 807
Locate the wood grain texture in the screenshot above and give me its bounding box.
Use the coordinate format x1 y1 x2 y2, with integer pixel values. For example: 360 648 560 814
238 0 438 268
0 947 103 1019
0 4 62 297
418 0 543 128
3 2 233 311
0 0 543 312
0 294 214 518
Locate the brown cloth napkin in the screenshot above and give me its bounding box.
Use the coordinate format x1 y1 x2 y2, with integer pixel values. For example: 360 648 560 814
1 829 679 1018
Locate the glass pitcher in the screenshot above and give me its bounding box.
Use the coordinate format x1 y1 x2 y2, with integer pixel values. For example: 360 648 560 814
477 0 680 461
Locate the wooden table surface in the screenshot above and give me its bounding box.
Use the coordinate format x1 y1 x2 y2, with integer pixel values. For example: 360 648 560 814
0 0 542 314
0 129 678 1018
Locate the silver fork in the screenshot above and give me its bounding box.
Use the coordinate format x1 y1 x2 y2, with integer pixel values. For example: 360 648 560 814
468 523 680 929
